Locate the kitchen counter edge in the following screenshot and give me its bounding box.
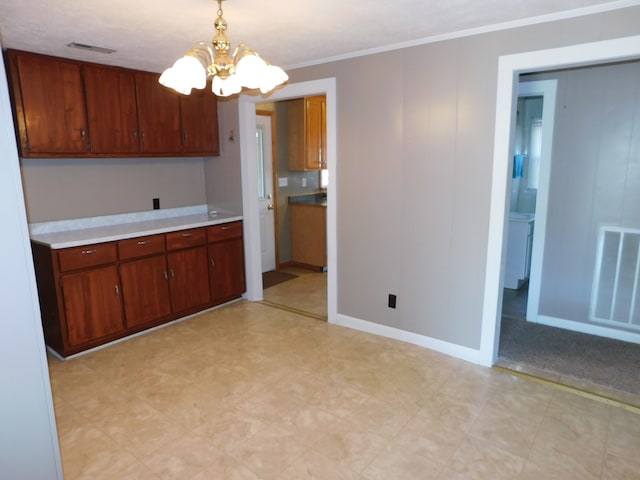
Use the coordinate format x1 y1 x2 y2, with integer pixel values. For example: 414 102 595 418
30 213 243 249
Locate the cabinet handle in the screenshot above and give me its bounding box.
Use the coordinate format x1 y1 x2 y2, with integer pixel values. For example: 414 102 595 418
140 130 145 140
133 128 138 139
221 226 231 230
115 285 120 297
80 128 86 140
137 240 150 245
210 258 215 268
163 271 168 281
183 132 188 143
81 249 97 255
182 233 193 237
170 269 175 279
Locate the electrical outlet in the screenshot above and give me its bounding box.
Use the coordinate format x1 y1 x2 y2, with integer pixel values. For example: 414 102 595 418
388 294 397 309
153 198 160 210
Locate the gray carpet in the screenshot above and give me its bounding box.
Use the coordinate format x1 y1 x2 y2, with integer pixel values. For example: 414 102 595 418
499 316 640 395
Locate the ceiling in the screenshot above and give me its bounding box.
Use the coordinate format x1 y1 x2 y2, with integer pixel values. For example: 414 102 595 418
0 0 635 74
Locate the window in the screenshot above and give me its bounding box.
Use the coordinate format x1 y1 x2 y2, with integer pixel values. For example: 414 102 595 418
528 119 542 189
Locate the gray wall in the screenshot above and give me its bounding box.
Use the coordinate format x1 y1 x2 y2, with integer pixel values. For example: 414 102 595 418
278 6 640 349
531 60 640 325
21 156 207 222
0 50 63 479
204 97 244 214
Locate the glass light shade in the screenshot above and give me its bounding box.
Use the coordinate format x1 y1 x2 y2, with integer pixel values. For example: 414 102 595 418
259 65 289 94
212 73 242 97
159 55 206 94
234 53 268 89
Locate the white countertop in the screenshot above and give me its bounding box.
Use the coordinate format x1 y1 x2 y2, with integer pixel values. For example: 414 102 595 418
30 205 242 249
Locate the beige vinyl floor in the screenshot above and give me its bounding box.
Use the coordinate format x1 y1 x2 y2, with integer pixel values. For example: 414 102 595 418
262 267 327 319
48 300 640 480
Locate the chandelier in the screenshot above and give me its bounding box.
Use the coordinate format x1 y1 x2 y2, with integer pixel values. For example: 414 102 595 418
159 0 288 97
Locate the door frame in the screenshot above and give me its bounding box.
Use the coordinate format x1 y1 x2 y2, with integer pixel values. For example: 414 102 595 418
256 110 279 271
515 79 557 323
480 35 640 366
239 78 337 323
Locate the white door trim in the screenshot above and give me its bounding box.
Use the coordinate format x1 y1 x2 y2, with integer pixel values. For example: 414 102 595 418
480 35 640 367
516 80 557 324
239 78 337 324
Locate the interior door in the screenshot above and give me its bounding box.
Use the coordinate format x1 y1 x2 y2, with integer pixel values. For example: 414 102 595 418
257 114 276 273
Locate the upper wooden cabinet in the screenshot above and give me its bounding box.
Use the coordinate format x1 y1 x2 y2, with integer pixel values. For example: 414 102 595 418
82 65 139 154
8 52 89 155
287 95 326 171
5 49 220 158
134 71 183 154
180 87 220 155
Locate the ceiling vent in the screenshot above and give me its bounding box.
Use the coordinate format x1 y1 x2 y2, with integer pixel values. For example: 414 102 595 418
66 42 116 54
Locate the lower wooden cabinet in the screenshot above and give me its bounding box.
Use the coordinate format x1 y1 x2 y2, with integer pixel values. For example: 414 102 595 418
167 246 211 313
31 221 245 357
209 238 245 304
207 222 245 304
290 204 327 270
119 254 172 328
61 265 125 347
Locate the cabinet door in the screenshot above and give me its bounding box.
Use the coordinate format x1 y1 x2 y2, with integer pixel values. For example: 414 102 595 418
305 96 326 170
119 255 172 328
12 53 88 154
209 238 246 304
135 72 182 153
83 65 140 154
290 205 327 268
180 88 220 155
61 266 124 346
167 246 211 312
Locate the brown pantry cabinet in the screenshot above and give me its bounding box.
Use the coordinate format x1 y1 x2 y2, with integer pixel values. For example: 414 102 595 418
31 221 245 357
5 49 220 158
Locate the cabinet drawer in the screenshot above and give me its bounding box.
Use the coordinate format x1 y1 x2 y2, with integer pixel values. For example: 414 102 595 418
118 234 165 260
58 242 117 272
166 228 206 250
208 221 243 242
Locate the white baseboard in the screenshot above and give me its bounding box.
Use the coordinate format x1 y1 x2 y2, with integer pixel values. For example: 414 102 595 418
333 313 483 365
535 315 640 345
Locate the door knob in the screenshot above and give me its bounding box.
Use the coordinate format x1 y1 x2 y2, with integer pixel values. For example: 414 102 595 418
267 204 274 210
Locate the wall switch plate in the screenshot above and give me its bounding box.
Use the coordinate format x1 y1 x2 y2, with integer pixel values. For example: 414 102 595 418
153 198 160 210
278 177 288 187
388 294 397 309
302 177 307 187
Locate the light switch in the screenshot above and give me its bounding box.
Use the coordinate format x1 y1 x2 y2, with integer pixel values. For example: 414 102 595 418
278 177 288 187
301 178 307 187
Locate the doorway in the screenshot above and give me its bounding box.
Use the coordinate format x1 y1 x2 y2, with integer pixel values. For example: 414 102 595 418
484 36 640 402
238 78 337 323
501 79 556 326
256 99 328 319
